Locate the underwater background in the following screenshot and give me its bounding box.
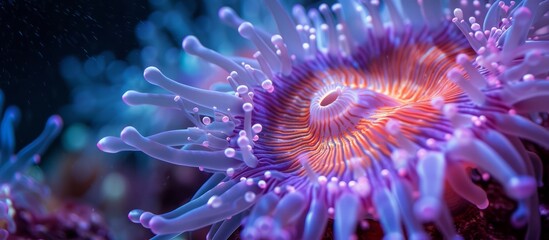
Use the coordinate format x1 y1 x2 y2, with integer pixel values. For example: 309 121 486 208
0 1 328 239
1 1 218 239
1 0 549 239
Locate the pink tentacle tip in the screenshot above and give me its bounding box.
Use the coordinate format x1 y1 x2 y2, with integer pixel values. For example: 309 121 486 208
120 126 140 142
48 114 63 128
139 211 155 229
476 198 489 210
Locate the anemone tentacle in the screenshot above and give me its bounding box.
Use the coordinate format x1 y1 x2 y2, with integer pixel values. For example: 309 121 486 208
99 0 549 239
0 90 63 238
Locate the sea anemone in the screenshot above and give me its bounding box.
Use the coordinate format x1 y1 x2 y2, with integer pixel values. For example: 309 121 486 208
0 90 63 239
98 0 549 239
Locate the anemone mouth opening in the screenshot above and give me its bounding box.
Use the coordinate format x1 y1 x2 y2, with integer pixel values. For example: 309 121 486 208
319 90 340 107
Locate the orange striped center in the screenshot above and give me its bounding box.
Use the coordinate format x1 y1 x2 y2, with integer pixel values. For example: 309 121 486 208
255 40 471 180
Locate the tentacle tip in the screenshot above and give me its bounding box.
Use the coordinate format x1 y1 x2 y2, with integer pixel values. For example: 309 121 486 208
122 90 138 106
46 114 63 137
97 136 125 153
447 68 462 80
453 8 463 19
128 209 144 223
120 126 140 142
5 106 21 120
47 115 63 129
143 66 163 82
238 22 254 38
292 4 304 12
182 35 202 55
430 96 445 110
456 53 470 64
507 176 537 199
385 119 401 134
218 6 235 21
513 7 532 23
149 215 170 235
414 197 441 221
139 211 155 229
271 34 283 44
96 138 111 153
476 199 489 210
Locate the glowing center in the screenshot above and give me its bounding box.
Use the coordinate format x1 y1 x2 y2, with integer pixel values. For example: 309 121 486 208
257 41 470 178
